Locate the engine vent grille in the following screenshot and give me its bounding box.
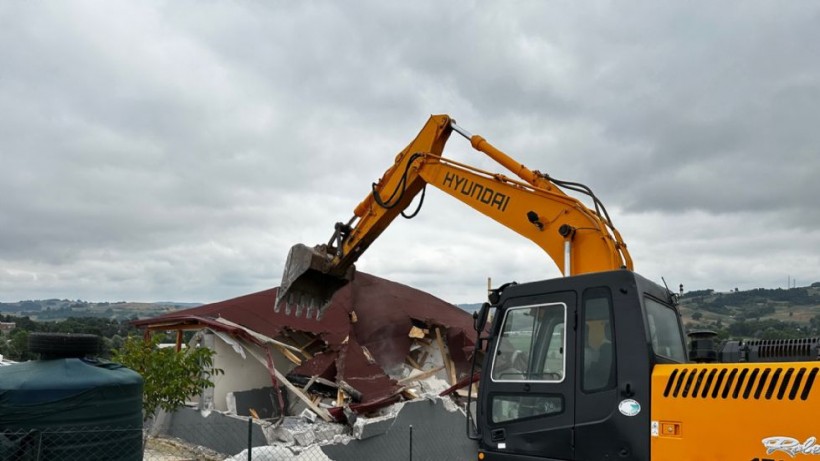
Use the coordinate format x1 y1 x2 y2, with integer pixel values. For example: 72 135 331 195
745 337 820 362
662 366 817 400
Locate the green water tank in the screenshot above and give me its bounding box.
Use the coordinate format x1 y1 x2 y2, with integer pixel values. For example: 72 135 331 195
0 334 144 460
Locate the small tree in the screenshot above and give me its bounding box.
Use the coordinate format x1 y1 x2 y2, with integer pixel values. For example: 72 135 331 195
7 330 34 361
112 334 223 420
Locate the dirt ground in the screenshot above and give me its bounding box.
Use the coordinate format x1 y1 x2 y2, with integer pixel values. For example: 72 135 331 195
144 436 225 461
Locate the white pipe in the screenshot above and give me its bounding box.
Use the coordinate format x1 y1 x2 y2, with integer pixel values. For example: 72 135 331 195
563 240 571 277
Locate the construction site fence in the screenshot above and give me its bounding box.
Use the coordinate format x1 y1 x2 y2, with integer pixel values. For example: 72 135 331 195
0 419 426 461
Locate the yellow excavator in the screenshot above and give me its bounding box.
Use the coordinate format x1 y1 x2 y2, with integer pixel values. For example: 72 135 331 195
277 115 818 460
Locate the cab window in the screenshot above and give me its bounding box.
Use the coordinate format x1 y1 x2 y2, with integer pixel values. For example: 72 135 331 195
491 303 565 382
491 394 563 424
644 297 686 363
582 287 616 392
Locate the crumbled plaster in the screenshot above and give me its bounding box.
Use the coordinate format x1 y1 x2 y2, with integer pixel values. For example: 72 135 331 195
225 444 333 461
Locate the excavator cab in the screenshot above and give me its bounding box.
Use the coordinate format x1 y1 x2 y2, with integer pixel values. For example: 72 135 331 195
474 270 685 460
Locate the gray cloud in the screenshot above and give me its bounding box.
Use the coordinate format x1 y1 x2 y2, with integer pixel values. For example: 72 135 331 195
2 1 819 303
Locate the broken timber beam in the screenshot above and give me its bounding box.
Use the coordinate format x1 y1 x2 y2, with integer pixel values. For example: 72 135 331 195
397 365 446 385
273 368 334 422
405 354 423 370
435 327 456 385
268 357 332 422
275 344 303 365
312 377 364 402
302 375 318 393
240 340 333 422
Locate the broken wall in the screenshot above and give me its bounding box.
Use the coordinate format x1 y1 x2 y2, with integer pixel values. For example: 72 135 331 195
157 398 477 461
162 407 268 455
212 334 281 412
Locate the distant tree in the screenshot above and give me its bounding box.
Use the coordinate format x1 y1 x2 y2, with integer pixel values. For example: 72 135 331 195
6 330 34 361
736 305 776 321
702 300 731 315
683 289 714 298
692 312 703 321
760 327 799 340
112 335 223 420
809 315 820 335
19 301 41 311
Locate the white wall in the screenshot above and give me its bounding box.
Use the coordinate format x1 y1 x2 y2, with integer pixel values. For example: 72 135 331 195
210 335 276 411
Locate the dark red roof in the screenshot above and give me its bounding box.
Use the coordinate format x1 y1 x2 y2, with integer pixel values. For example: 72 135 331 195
133 271 475 408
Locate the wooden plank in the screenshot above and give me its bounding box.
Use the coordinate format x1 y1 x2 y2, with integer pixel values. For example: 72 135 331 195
435 327 455 385
397 365 445 384
241 342 333 422
401 388 419 400
285 331 317 357
310 377 362 402
338 380 363 402
298 337 319 360
212 317 303 353
405 354 422 370
417 351 429 368
272 362 332 422
275 345 303 365
302 375 318 393
314 377 339 389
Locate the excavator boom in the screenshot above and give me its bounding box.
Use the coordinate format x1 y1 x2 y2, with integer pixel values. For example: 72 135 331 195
276 115 632 317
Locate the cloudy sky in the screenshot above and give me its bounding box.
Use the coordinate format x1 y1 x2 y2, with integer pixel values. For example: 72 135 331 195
2 1 819 304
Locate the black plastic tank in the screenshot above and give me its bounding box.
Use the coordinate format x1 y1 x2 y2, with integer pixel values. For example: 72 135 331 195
0 333 144 460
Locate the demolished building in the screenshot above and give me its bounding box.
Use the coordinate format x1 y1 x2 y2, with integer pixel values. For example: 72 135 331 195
133 271 479 459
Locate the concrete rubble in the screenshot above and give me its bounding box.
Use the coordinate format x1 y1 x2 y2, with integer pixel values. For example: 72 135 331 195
134 271 480 459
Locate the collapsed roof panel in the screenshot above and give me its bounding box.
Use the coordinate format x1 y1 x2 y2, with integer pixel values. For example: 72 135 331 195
133 271 476 415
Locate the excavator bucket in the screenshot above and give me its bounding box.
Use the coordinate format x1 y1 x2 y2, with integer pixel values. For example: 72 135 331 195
275 243 352 319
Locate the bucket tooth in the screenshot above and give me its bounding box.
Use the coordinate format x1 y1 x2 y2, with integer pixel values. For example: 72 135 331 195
295 295 305 318
316 302 329 320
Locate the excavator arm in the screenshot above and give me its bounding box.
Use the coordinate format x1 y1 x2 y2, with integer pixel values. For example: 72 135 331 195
276 115 632 318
